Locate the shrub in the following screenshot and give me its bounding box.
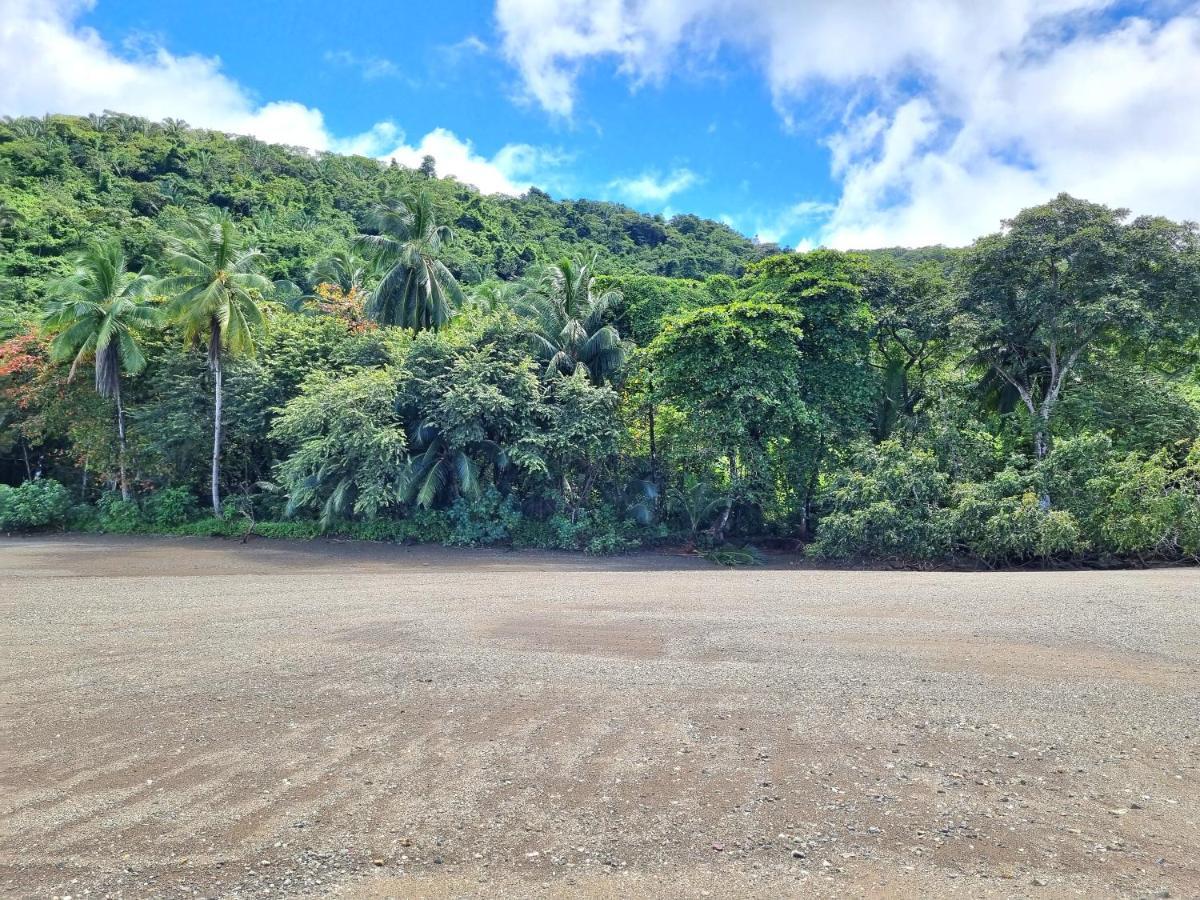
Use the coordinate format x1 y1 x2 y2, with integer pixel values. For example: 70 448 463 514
96 492 143 532
809 442 949 560
509 506 642 554
0 479 71 531
143 487 199 528
331 508 451 544
942 473 1081 564
446 486 521 546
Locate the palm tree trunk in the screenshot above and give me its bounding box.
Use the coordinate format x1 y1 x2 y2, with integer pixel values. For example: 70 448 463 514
211 347 223 516
115 384 130 501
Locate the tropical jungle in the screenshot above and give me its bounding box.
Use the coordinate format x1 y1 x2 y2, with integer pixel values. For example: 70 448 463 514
2 113 1198 565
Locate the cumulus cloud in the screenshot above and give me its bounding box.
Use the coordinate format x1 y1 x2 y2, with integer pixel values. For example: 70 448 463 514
378 128 567 195
495 0 1200 246
608 167 698 204
0 0 557 195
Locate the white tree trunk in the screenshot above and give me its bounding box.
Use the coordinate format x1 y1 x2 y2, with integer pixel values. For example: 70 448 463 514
115 384 129 501
211 354 223 515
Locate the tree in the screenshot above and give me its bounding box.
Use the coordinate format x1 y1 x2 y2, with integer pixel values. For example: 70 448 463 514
738 251 877 535
860 258 955 441
517 255 627 385
960 194 1200 469
356 193 463 332
650 300 809 538
271 369 408 528
159 210 271 514
42 240 157 499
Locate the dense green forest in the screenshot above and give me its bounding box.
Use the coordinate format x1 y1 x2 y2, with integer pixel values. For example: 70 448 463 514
2 113 1198 564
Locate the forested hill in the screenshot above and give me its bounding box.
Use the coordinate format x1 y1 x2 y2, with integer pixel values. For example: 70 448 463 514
0 113 770 323
3 112 1197 567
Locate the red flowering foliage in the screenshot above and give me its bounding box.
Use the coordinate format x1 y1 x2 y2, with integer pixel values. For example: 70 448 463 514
0 329 51 410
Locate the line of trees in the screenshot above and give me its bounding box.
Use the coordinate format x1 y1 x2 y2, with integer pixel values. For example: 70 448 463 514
1 115 1199 563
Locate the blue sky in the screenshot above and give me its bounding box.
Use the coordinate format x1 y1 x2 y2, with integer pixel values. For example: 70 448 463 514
4 1 1200 248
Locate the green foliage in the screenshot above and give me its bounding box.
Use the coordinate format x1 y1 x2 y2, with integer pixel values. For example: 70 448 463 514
271 368 409 528
941 469 1081 564
2 114 1198 567
809 442 950 561
142 486 199 528
0 478 70 530
516 255 627 385
446 485 521 546
959 193 1200 460
96 491 143 531
358 193 463 332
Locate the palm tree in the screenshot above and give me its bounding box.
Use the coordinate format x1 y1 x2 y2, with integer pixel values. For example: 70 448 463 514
356 193 463 332
308 248 380 304
158 210 270 514
43 241 157 500
397 422 511 509
516 256 626 385
463 279 520 318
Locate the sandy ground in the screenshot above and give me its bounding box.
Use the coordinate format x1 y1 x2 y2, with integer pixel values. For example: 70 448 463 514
1 535 1197 900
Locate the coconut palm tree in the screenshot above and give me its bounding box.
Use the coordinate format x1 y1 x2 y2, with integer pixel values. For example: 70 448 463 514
516 255 626 385
356 192 463 332
308 248 380 303
42 240 157 500
158 210 270 514
463 279 521 318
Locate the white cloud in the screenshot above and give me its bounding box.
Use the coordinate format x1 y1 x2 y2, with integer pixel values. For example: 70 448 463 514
721 200 834 246
608 167 698 204
0 0 559 196
378 128 566 195
496 0 1200 246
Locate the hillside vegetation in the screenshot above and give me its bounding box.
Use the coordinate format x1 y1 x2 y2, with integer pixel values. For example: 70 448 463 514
2 112 1199 564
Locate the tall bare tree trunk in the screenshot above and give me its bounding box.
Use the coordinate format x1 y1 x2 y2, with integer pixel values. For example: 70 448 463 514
211 343 223 516
115 385 130 501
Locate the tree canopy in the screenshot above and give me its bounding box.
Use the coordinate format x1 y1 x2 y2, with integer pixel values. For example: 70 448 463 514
2 114 1199 565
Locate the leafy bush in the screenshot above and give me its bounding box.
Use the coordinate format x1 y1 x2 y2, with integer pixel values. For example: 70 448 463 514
1083 442 1200 559
271 369 409 529
942 471 1080 564
446 486 521 546
65 503 101 531
509 506 642 553
96 492 143 532
809 442 949 560
334 509 451 544
143 487 199 528
0 479 71 531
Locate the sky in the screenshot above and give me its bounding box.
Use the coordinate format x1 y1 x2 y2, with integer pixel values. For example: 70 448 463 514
2 0 1199 249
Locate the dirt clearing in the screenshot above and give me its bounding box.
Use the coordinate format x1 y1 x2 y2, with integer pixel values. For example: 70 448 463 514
1 535 1197 898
